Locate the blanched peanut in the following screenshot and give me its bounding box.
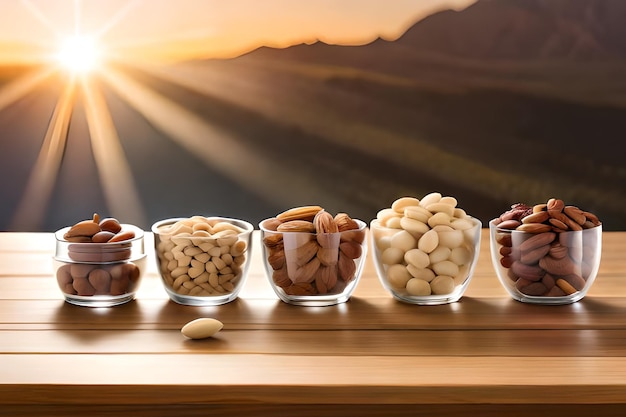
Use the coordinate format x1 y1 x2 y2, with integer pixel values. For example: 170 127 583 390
373 194 479 298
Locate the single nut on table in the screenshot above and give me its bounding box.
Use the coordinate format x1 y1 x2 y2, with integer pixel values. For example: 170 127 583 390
181 318 224 340
260 207 367 303
371 192 482 304
490 198 602 302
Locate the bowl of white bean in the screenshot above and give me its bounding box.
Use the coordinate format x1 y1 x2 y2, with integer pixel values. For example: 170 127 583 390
370 194 482 305
152 216 254 306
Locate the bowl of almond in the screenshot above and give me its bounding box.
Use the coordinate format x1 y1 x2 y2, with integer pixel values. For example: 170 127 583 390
490 198 602 304
53 213 146 307
259 206 367 306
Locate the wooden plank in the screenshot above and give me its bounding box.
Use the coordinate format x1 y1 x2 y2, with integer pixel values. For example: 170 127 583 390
1 329 626 357
1 355 626 404
2 296 626 331
1 404 625 417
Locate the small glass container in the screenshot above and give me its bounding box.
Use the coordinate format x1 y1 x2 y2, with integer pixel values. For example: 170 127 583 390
370 216 482 305
53 224 146 307
489 219 602 304
259 218 367 306
152 216 253 306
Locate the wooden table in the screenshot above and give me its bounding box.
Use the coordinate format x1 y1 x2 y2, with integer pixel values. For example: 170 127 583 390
1 230 626 416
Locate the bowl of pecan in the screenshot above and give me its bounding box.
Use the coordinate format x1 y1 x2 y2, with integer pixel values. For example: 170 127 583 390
259 206 367 306
53 213 146 307
489 198 602 304
370 194 482 305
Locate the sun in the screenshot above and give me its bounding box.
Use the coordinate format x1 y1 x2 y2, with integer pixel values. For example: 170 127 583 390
57 35 103 73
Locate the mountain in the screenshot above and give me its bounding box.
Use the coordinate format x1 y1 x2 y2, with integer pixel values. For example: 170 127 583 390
397 0 626 61
244 0 626 64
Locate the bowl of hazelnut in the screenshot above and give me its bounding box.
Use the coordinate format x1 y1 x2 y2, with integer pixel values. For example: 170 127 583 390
370 193 482 305
490 198 602 304
152 216 254 306
53 214 146 307
259 206 367 306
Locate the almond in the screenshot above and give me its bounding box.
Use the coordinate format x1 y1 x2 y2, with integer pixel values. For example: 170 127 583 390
515 223 552 233
267 248 286 270
260 217 282 231
520 244 550 265
549 244 569 259
337 253 357 282
521 211 549 224
556 278 577 295
276 205 323 222
547 198 565 212
315 264 338 294
317 246 339 266
293 240 319 266
518 232 556 253
339 241 362 259
263 233 284 249
108 230 136 243
277 220 316 233
334 212 359 232
314 210 338 234
583 211 601 227
539 255 579 276
292 257 320 283
64 220 101 239
564 206 586 226
272 266 292 288
285 282 315 295
99 218 122 234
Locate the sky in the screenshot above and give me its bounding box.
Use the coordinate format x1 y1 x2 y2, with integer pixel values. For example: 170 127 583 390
0 0 476 64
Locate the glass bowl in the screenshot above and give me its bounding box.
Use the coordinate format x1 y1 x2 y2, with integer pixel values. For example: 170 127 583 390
53 224 146 307
489 219 602 304
152 216 253 306
370 216 482 305
259 218 367 306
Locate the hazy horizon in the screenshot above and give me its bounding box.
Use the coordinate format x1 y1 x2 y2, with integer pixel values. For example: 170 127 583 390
0 0 476 64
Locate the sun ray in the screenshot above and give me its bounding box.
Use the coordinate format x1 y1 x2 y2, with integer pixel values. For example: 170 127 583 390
80 75 147 228
94 0 142 40
73 0 81 35
0 66 57 111
99 66 339 208
9 78 75 231
20 0 62 38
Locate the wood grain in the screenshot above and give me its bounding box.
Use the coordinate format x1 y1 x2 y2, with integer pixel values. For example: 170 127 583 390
1 230 626 416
